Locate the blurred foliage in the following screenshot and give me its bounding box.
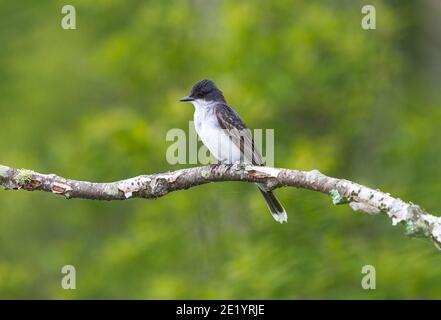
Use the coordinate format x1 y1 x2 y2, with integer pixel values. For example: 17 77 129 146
0 0 441 299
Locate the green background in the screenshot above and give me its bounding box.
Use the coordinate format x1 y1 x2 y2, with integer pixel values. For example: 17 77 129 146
1 0 440 299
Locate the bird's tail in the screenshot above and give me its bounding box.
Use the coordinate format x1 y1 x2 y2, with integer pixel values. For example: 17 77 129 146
256 183 288 223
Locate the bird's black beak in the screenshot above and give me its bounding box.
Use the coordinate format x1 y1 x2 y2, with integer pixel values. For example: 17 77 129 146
179 95 194 102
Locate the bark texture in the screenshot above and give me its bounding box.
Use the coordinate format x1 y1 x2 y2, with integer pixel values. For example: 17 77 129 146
1 163 440 249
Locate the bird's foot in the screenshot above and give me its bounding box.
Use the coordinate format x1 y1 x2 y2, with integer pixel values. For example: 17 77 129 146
230 161 247 171
210 160 227 170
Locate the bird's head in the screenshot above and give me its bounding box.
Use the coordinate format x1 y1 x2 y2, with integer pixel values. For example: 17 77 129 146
180 79 226 106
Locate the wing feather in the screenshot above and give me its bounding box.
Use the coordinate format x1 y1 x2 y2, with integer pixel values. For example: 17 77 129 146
215 104 263 165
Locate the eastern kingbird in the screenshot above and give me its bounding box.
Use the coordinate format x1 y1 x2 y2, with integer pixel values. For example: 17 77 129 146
180 79 287 223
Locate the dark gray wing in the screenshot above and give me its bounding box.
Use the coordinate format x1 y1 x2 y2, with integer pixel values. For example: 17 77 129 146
215 103 263 165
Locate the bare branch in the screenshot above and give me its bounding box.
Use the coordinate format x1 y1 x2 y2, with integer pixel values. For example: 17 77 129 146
1 163 440 249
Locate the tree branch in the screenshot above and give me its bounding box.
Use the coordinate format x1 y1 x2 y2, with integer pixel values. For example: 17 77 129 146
1 163 440 249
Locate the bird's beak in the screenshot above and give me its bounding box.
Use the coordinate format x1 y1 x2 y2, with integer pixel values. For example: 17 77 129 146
179 95 194 102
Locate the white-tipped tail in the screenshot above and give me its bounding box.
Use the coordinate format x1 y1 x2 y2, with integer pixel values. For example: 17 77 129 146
271 209 288 224
257 184 288 224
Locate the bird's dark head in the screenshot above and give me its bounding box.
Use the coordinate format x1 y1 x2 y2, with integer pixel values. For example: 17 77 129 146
180 79 226 105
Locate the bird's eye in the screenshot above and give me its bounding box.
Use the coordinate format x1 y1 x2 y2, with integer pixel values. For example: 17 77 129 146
196 92 204 98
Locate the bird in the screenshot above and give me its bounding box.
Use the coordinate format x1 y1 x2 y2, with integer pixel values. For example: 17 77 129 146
180 79 287 223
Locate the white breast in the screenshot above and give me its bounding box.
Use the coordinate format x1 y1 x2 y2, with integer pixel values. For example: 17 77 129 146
192 101 242 163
